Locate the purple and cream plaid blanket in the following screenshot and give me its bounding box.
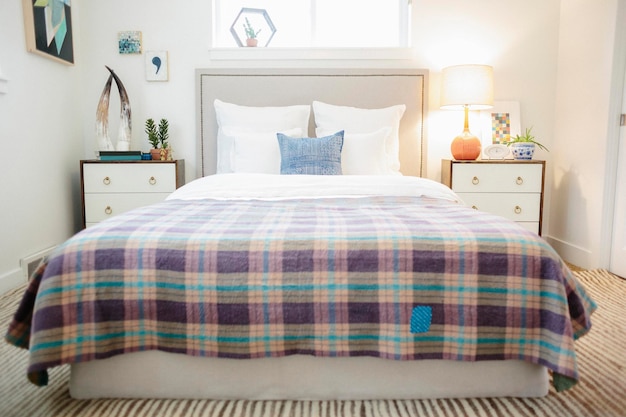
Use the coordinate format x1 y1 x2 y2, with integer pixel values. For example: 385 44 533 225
6 196 596 390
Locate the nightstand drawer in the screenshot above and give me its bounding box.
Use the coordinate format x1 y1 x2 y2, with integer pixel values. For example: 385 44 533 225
80 159 185 228
517 222 540 234
84 193 171 224
441 159 545 235
451 163 542 193
458 192 541 222
83 163 177 193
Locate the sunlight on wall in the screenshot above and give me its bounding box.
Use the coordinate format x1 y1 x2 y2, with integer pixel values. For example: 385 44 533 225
423 38 498 71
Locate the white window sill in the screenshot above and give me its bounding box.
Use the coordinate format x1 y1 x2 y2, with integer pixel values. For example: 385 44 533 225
208 47 413 61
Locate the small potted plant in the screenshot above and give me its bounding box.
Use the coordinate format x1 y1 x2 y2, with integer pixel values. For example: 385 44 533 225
506 127 549 160
145 118 170 160
243 17 261 47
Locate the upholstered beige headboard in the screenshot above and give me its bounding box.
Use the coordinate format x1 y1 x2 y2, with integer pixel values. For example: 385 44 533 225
196 68 428 177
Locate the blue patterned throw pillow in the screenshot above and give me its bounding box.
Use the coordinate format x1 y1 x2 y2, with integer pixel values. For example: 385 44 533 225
277 131 344 175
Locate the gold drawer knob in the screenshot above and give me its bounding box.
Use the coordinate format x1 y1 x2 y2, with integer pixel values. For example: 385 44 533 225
103 176 111 185
471 205 478 210
472 176 479 185
516 176 524 185
514 205 522 214
104 206 113 215
149 176 157 185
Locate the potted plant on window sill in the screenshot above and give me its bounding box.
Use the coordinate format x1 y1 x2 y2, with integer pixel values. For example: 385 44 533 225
243 17 261 47
145 118 170 160
506 127 549 160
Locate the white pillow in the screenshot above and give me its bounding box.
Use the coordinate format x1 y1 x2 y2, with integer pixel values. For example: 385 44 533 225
317 127 395 175
214 99 311 173
312 101 406 174
228 128 303 174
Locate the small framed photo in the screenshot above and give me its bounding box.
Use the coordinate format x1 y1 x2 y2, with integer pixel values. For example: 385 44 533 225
118 31 142 54
479 101 521 144
145 51 169 82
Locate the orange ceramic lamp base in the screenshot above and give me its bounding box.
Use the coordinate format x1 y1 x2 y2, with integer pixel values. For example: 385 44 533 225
451 130 482 160
450 105 481 160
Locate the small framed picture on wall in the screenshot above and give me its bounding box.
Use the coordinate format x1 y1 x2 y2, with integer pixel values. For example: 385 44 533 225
145 51 169 82
118 31 142 54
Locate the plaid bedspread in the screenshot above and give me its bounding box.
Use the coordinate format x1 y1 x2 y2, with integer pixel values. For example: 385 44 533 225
5 196 596 390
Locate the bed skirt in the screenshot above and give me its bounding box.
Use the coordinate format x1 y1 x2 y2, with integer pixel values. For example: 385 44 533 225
69 352 549 400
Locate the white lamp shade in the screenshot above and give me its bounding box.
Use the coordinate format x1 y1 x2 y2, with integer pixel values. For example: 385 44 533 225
440 64 494 110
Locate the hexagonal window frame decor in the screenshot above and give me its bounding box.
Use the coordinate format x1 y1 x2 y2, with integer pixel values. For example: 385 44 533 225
230 8 276 48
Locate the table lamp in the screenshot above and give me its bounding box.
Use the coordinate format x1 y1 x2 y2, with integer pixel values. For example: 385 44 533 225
440 64 494 160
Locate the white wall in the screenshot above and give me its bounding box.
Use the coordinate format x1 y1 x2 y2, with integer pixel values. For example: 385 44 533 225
0 0 85 294
77 0 561 184
548 0 625 268
0 0 621 292
78 0 213 178
413 1 560 182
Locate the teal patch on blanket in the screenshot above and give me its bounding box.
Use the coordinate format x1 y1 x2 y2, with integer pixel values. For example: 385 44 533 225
410 306 432 333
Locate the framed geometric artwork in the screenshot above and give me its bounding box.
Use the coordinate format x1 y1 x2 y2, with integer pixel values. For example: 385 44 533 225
479 101 521 144
145 51 169 82
22 0 74 65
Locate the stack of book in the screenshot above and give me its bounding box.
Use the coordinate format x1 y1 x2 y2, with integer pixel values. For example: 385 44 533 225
99 151 142 161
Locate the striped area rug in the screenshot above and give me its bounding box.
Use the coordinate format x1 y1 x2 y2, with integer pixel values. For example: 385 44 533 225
1 269 624 417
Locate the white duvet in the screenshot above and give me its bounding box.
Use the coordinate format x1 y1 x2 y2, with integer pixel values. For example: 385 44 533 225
167 173 462 203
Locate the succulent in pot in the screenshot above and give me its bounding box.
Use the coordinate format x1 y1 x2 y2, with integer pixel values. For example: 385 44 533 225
243 17 261 47
145 118 170 160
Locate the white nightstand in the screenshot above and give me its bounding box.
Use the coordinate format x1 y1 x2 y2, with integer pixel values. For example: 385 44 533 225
441 159 545 235
80 160 185 228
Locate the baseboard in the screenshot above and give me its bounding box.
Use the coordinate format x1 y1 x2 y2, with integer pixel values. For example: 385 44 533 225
20 246 56 283
0 268 25 296
544 235 594 270
1 246 57 296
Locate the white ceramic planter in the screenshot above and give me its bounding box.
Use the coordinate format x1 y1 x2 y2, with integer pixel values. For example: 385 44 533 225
510 143 535 160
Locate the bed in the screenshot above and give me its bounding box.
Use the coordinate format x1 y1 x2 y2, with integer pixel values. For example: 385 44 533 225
5 68 595 400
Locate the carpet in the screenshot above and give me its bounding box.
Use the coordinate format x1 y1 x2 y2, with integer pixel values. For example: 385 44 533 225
1 269 624 417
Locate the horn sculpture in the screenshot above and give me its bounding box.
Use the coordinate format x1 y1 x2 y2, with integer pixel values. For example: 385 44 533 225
106 66 132 151
95 66 132 151
95 74 115 151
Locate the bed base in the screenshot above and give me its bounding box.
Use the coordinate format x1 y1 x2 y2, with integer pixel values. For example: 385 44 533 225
69 352 549 400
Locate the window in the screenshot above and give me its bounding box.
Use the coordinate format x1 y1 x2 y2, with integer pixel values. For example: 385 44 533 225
212 0 411 48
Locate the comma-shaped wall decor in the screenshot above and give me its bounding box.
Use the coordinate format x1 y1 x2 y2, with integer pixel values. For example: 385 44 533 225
95 66 132 151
